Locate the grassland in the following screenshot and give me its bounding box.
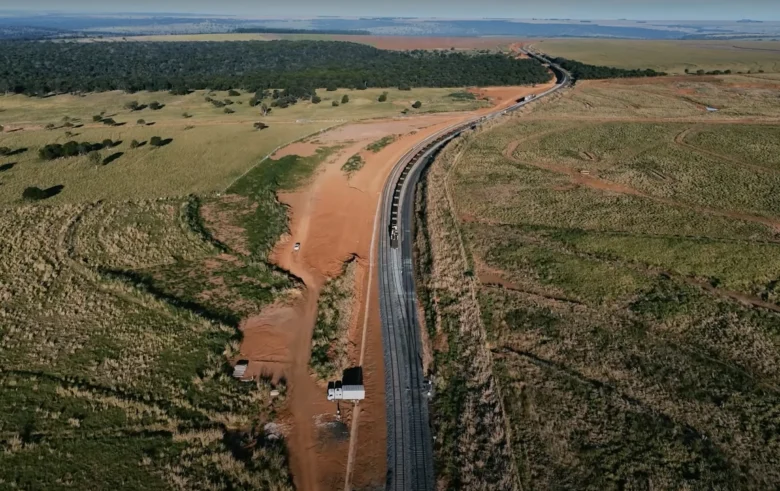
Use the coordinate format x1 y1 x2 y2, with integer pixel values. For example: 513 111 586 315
418 75 780 488
0 85 371 488
533 38 780 74
0 88 488 204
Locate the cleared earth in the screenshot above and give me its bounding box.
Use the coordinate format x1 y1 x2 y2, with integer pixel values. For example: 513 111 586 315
417 74 780 489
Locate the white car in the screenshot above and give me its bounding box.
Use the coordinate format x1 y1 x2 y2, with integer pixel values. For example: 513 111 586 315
293 242 301 252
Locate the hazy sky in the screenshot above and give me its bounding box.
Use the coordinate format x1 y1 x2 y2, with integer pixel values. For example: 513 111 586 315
2 0 778 21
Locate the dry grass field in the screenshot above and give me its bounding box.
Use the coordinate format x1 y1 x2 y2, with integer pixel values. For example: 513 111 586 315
417 74 780 488
0 197 293 489
533 38 780 74
0 87 488 204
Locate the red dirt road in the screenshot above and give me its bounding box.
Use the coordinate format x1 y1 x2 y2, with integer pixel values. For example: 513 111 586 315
238 81 558 491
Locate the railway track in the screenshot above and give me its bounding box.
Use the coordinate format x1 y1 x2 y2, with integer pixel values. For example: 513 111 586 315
377 50 569 491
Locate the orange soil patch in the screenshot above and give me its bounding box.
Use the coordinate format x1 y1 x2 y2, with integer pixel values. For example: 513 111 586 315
331 35 525 50
238 81 559 491
272 141 320 159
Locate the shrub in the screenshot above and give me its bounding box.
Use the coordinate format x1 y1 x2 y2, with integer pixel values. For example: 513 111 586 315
341 94 349 104
124 100 140 110
228 89 240 96
182 112 192 118
149 101 163 110
0 147 11 156
253 122 269 130
92 115 102 122
137 119 146 125
332 101 340 107
102 139 114 148
22 186 47 200
149 136 163 147
224 107 235 114
378 92 388 102
102 118 116 126
311 95 322 104
398 84 412 91
412 100 422 109
223 99 234 106
130 139 140 148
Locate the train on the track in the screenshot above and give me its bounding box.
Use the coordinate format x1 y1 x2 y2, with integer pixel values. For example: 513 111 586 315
387 53 568 248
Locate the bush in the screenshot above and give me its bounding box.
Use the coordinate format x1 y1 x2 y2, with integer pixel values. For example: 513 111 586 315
149 136 163 147
398 84 412 91
102 118 116 126
102 139 114 148
341 94 349 104
0 147 11 156
378 92 388 102
224 107 235 114
332 101 339 107
92 115 102 122
124 100 140 110
22 186 48 200
311 95 322 104
137 119 146 125
149 101 163 110
228 89 240 96
412 100 422 109
253 122 269 130
130 139 140 148
182 112 192 118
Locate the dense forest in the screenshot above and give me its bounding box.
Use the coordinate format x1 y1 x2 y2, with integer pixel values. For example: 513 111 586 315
0 40 552 95
551 57 666 80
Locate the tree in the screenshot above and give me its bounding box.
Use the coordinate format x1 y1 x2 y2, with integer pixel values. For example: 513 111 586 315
696 69 705 75
124 100 140 110
378 92 388 102
137 119 146 125
224 107 235 114
149 101 163 110
102 118 116 126
0 147 11 156
311 95 322 104
326 85 337 91
341 94 349 104
412 100 422 109
684 68 690 74
149 136 163 147
332 100 340 107
102 139 114 148
130 139 140 148
228 89 241 96
253 122 269 130
92 115 102 122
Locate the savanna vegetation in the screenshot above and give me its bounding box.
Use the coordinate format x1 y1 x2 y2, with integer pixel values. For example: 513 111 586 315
0 40 552 96
418 75 780 489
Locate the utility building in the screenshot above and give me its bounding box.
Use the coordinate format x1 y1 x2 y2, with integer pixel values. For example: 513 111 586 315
326 367 365 401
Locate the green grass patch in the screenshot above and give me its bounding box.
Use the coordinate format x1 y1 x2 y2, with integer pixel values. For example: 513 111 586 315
341 153 366 175
366 135 396 153
448 91 477 100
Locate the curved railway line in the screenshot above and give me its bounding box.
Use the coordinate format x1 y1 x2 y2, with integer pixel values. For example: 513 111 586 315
377 50 570 491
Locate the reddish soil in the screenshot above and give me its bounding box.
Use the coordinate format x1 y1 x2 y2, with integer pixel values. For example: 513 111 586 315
237 81 559 491
330 35 526 50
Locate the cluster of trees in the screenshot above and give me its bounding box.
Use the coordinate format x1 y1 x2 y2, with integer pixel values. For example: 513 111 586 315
38 139 118 160
124 100 164 111
0 40 552 96
551 57 666 80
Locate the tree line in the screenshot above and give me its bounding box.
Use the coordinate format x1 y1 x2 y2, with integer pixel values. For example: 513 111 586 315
0 40 552 96
551 57 666 80
234 27 371 35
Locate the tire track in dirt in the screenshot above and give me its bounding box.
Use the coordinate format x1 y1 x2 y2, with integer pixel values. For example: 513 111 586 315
503 140 780 233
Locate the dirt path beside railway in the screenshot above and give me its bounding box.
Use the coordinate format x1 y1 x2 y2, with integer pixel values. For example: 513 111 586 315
236 82 559 491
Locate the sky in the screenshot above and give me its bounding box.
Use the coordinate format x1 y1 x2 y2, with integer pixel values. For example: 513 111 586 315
0 0 778 21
